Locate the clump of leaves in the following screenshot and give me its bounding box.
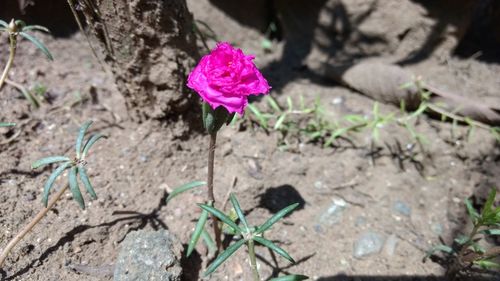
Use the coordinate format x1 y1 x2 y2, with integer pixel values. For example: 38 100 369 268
0 121 105 268
32 120 106 209
426 188 500 279
0 19 53 106
196 193 307 281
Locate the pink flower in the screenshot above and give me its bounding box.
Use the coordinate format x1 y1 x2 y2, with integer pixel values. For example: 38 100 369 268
187 42 270 115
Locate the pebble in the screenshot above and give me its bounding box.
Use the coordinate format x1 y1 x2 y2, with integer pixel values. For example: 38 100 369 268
318 198 347 226
353 231 385 258
431 222 444 235
314 181 324 189
392 200 411 217
383 234 399 256
332 97 345 105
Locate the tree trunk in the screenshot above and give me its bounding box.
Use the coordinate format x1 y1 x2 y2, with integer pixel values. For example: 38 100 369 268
75 0 200 122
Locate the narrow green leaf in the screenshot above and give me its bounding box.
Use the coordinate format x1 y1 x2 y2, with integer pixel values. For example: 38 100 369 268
15 83 41 108
201 229 217 254
286 97 293 111
187 208 209 257
454 235 469 245
82 133 106 158
343 114 365 124
204 239 246 276
267 96 282 113
22 25 50 33
474 260 500 270
166 181 206 203
465 198 479 223
78 166 97 200
480 229 500 236
42 162 71 207
19 32 53 61
274 114 287 130
32 156 71 169
0 122 15 127
269 275 309 281
76 120 93 158
253 236 295 263
229 193 249 231
482 188 497 217
0 20 7 28
247 104 268 129
256 203 299 234
199 204 242 234
69 166 85 209
424 244 454 260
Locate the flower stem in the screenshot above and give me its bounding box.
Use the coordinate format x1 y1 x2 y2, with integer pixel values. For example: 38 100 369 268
0 33 17 90
207 132 222 251
0 184 68 268
248 239 260 281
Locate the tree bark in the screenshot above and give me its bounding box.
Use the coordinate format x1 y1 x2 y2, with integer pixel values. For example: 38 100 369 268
76 0 200 122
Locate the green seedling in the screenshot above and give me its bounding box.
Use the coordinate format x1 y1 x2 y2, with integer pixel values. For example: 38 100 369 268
0 121 106 268
426 188 500 278
0 19 53 106
193 193 306 281
32 120 106 208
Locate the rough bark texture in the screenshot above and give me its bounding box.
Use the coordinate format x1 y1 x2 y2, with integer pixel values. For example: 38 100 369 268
77 0 200 122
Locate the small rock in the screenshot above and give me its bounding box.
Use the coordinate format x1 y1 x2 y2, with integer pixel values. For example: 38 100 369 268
431 222 444 235
314 181 324 189
318 198 347 226
139 155 148 163
246 158 263 180
354 216 367 227
23 191 36 201
332 97 345 105
383 234 399 256
392 200 411 217
114 230 182 281
353 231 385 258
74 246 82 254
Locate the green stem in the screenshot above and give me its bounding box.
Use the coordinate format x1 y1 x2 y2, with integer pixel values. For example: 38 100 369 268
0 33 17 89
207 132 222 251
248 239 260 281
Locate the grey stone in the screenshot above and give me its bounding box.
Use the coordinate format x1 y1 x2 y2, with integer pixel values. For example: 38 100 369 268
392 200 411 217
318 198 347 226
353 231 385 258
383 234 399 256
114 230 182 281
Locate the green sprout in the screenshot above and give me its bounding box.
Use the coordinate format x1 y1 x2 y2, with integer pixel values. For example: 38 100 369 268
32 120 106 209
426 188 500 278
194 193 306 281
0 19 53 106
0 121 106 269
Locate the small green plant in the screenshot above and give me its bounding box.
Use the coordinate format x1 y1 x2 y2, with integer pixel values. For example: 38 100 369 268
0 19 53 106
426 188 500 279
32 120 106 208
198 193 306 281
0 121 105 268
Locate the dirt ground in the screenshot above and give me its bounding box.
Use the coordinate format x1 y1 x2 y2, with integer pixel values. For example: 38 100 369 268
1 0 500 280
